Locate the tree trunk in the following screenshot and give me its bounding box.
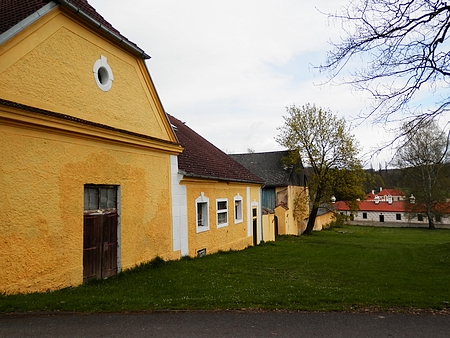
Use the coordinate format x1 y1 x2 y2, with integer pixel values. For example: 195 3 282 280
427 213 435 229
303 205 319 235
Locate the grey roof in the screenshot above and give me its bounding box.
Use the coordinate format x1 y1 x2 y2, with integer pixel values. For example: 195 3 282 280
230 150 305 187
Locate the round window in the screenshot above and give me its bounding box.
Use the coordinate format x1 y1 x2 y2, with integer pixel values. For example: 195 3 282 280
93 56 113 91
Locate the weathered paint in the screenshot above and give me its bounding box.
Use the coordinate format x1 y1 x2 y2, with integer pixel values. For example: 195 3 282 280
0 7 181 294
181 178 261 257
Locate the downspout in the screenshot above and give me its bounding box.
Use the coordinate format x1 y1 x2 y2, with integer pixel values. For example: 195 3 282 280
56 0 151 59
259 185 263 243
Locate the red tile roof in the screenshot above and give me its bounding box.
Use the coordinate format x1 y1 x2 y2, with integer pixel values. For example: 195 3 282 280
168 115 264 184
0 0 45 34
366 189 405 200
334 200 406 212
377 189 405 197
336 199 450 214
1 0 145 57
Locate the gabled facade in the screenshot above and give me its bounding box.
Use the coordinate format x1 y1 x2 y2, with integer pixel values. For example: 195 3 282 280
168 116 264 257
230 151 308 235
1 0 183 294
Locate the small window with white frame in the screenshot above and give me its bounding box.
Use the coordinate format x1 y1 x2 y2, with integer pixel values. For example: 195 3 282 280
234 194 243 224
195 193 209 233
216 198 228 228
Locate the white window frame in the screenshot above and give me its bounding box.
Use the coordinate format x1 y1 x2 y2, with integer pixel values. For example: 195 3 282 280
195 193 209 233
234 194 243 224
93 55 114 92
216 198 228 228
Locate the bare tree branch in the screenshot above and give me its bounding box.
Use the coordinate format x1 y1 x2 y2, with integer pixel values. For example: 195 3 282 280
320 0 450 146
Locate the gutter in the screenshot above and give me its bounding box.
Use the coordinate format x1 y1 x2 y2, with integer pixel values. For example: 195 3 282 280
180 171 265 185
0 2 57 45
56 0 151 59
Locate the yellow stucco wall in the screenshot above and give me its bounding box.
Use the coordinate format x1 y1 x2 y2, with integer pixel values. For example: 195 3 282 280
0 118 179 294
182 179 260 257
0 7 181 294
274 186 308 236
313 212 333 231
0 7 175 142
262 213 275 242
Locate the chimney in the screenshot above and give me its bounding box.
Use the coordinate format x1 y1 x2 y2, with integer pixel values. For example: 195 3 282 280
374 195 380 204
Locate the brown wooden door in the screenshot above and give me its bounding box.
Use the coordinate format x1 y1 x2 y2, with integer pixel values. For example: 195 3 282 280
83 211 118 282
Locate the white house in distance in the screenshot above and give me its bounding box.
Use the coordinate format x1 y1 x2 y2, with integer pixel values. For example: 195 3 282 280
334 188 450 228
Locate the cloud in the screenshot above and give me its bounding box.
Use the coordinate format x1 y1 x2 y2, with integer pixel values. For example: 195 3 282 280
88 0 391 163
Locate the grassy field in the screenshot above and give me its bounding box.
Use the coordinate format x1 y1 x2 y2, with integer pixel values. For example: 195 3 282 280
1 225 450 313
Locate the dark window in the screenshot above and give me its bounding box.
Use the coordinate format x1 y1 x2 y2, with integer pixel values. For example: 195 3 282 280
84 185 117 211
197 202 208 227
396 214 401 220
217 199 228 226
363 212 367 219
418 214 424 221
436 214 441 222
379 215 385 222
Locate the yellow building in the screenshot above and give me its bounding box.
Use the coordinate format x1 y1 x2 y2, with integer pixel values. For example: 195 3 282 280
0 0 186 294
169 116 264 257
230 151 309 236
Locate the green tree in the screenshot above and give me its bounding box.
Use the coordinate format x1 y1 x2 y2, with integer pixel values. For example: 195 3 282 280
321 0 450 142
395 121 450 229
276 103 365 235
363 170 385 194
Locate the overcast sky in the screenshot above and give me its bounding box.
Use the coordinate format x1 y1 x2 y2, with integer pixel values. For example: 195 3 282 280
88 0 397 168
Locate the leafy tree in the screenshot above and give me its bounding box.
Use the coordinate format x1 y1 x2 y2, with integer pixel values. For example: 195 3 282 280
321 0 450 143
363 170 385 194
395 121 450 228
276 103 365 235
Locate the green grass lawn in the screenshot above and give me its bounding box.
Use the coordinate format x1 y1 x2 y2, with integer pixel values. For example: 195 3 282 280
1 225 450 313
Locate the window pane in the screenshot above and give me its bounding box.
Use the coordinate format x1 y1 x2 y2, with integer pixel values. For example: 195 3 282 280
84 189 89 210
100 188 108 209
218 212 227 224
87 188 98 210
197 202 207 226
107 188 116 208
217 201 227 210
235 200 242 220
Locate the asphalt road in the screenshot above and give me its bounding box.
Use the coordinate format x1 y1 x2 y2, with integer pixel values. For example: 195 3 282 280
1 311 449 338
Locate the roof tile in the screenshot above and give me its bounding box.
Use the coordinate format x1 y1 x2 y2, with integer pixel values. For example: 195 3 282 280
230 151 304 187
168 115 264 184
1 0 140 52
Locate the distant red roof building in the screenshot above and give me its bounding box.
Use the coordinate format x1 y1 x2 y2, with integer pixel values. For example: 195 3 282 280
334 200 406 212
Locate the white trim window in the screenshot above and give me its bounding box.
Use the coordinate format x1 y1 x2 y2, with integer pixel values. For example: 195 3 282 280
93 55 114 92
195 193 209 233
234 194 243 224
216 198 228 228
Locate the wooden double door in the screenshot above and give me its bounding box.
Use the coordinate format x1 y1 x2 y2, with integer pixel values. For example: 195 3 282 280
83 185 118 282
